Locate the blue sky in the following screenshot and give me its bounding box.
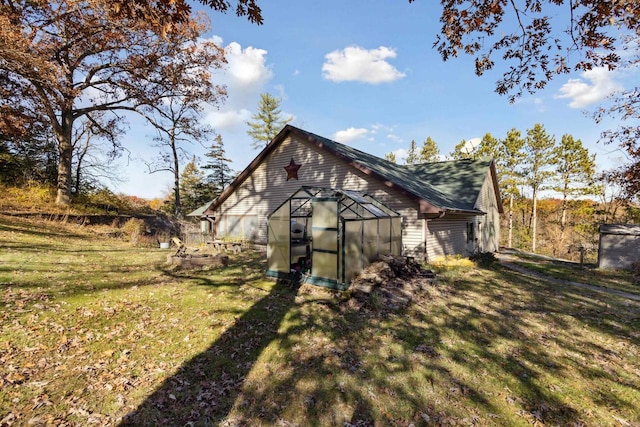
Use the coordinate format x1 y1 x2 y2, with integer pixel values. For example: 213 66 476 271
112 0 636 199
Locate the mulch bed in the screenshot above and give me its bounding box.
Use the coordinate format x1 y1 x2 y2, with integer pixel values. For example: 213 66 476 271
349 254 437 310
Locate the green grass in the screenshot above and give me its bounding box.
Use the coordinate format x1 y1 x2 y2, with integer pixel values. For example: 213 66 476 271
1 214 640 426
503 251 639 295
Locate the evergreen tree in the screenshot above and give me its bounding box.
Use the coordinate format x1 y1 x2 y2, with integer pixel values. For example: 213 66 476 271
179 157 208 215
476 133 500 159
551 134 597 238
450 139 470 160
419 136 440 162
246 93 292 150
405 140 420 165
384 151 397 163
498 129 526 248
203 134 234 198
524 124 556 253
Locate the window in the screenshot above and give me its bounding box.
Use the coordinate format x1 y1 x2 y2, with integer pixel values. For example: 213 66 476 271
467 222 475 242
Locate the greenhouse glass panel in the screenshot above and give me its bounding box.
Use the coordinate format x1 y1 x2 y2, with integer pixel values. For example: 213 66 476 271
344 221 363 283
313 200 338 228
391 217 402 255
312 252 338 281
379 217 391 254
311 200 339 283
267 201 290 275
363 220 378 267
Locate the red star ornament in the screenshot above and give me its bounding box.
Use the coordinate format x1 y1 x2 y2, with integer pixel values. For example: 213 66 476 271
284 158 301 181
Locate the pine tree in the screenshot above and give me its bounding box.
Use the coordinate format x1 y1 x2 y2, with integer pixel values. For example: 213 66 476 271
384 151 397 163
203 134 234 198
552 134 597 238
179 157 208 215
499 129 526 248
524 124 556 253
405 140 420 165
476 133 500 159
450 139 470 159
419 137 440 163
246 93 292 150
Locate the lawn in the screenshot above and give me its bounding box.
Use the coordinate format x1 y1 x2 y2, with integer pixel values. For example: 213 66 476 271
1 214 639 426
502 249 639 295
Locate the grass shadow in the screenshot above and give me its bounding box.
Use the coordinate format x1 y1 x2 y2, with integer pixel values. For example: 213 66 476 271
119 277 297 425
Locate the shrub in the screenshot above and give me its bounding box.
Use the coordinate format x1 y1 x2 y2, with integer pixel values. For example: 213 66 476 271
427 254 475 272
469 251 498 268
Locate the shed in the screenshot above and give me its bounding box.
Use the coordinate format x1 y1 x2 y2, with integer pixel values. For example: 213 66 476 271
597 224 640 270
266 186 402 289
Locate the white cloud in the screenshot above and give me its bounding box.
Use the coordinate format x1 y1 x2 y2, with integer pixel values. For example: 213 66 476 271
224 41 273 91
556 67 622 108
198 37 274 132
322 46 406 84
205 108 252 131
387 133 403 143
333 127 369 143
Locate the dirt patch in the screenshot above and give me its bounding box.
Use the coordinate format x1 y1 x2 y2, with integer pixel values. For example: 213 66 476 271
349 255 436 310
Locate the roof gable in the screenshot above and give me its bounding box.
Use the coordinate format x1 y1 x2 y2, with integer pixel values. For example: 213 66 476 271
193 125 501 216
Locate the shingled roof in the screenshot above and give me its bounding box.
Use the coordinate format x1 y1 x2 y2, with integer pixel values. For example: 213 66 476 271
190 125 502 216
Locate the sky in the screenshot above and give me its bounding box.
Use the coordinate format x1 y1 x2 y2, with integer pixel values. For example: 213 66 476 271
110 0 637 199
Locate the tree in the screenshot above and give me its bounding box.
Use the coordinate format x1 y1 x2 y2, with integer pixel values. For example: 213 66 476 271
524 124 556 253
475 133 500 160
499 129 526 248
595 88 640 202
551 134 597 239
421 0 638 102
71 114 125 195
203 134 234 198
108 0 263 30
450 139 470 160
142 38 223 217
179 157 209 215
384 152 397 163
0 1 221 206
405 140 420 165
246 93 292 150
419 137 440 163
411 0 639 196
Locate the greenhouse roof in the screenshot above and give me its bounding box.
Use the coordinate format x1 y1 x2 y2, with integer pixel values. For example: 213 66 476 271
276 186 401 220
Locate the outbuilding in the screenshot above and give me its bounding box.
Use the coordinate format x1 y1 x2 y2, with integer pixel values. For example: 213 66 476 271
597 224 640 270
266 186 402 289
190 125 502 261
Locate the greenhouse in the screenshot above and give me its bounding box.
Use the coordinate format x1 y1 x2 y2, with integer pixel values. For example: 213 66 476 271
266 186 403 289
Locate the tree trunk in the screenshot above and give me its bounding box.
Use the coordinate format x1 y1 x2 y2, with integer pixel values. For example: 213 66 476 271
508 196 514 248
171 135 181 217
531 187 538 253
55 115 74 206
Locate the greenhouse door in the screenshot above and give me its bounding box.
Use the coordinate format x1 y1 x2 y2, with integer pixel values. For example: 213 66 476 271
311 199 339 286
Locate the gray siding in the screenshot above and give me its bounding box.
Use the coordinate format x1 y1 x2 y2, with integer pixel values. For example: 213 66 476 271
212 134 502 261
474 170 501 252
214 134 424 257
426 218 471 260
597 224 640 269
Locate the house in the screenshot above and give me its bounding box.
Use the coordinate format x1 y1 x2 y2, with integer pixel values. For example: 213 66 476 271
190 125 503 261
597 224 640 269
